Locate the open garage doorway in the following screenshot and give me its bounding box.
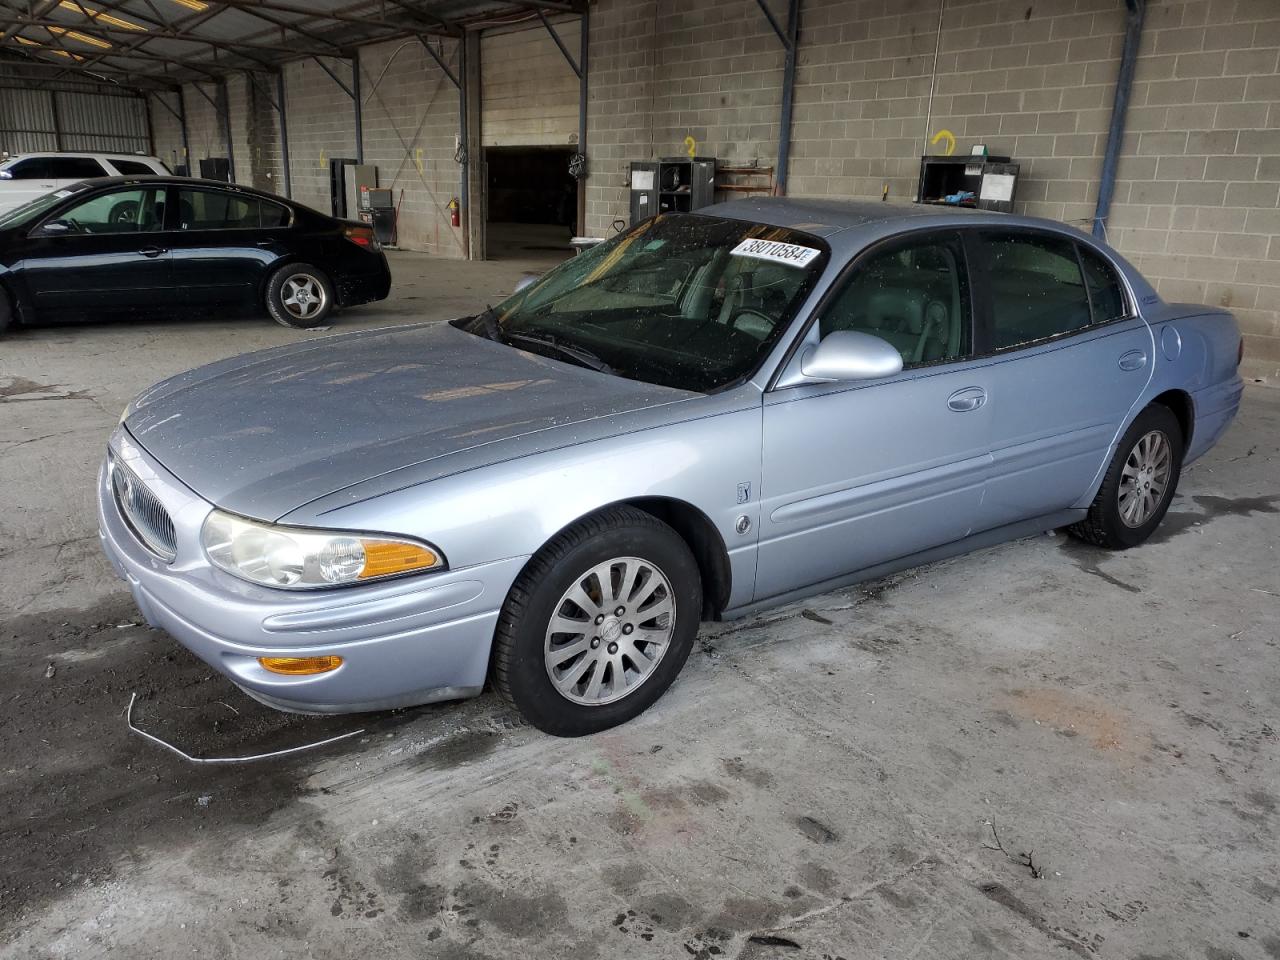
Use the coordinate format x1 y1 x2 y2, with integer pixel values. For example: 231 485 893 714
485 146 577 261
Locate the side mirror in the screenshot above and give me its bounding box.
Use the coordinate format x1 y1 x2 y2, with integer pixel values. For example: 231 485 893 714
513 274 540 295
36 219 73 236
800 330 904 383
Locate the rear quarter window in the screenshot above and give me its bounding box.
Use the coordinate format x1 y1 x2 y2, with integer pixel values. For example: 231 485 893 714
108 158 158 176
1078 246 1128 323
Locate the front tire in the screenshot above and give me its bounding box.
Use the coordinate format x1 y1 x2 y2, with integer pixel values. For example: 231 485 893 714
493 506 702 736
265 263 334 328
1069 404 1184 549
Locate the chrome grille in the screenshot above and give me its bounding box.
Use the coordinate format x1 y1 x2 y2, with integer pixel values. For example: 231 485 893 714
110 456 177 561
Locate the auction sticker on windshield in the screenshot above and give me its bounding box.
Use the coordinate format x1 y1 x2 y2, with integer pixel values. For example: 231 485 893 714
730 237 821 267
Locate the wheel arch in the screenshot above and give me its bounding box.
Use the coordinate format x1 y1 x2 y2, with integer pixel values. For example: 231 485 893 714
510 496 733 622
1150 388 1194 450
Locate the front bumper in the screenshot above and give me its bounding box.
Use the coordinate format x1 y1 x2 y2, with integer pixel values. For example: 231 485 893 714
98 428 526 714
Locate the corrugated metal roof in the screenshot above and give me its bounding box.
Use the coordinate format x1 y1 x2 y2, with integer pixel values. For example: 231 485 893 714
0 0 576 91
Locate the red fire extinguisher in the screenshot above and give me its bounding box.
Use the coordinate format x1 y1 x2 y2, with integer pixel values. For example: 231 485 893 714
448 197 460 228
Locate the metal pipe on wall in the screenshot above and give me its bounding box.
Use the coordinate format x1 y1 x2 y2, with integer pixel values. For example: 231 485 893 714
1093 0 1146 240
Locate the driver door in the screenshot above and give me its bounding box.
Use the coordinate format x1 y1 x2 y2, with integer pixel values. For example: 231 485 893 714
22 185 171 316
754 231 993 602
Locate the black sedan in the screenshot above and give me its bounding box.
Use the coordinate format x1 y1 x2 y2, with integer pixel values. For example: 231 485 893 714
0 176 391 334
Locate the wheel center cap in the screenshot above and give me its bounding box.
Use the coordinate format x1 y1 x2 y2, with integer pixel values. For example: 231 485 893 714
600 618 623 643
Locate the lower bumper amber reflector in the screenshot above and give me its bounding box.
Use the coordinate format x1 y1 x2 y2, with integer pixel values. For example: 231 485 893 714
258 655 343 675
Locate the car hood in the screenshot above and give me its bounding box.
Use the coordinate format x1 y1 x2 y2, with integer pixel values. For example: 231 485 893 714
125 322 696 520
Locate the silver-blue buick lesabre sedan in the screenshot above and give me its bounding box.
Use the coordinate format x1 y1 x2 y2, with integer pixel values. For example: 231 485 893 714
99 199 1244 736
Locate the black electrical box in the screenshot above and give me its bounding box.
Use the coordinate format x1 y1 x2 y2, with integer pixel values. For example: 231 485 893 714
630 157 716 224
916 155 1020 213
198 157 231 182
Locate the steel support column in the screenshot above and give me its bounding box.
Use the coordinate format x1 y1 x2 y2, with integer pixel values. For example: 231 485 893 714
577 2 589 235
1093 0 1145 239
351 50 363 163
176 87 191 174
219 79 235 181
764 0 800 196
458 37 469 258
277 71 292 198
49 90 64 151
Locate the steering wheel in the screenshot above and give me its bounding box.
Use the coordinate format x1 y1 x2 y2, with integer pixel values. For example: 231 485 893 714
108 201 138 225
64 217 84 233
729 308 775 340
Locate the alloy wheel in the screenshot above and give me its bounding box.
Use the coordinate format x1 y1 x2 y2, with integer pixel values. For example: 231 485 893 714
281 274 326 320
543 556 676 706
1118 429 1172 527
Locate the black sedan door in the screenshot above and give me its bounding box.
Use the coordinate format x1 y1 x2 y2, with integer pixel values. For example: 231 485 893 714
22 185 171 315
166 186 284 310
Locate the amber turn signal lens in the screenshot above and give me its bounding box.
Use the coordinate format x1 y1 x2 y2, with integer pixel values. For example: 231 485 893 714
359 541 438 580
258 655 344 675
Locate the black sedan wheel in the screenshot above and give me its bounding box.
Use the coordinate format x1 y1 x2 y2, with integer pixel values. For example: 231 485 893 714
493 506 702 736
1069 404 1184 549
266 263 334 328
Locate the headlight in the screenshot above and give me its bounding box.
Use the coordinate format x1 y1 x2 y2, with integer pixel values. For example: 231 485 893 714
202 510 442 589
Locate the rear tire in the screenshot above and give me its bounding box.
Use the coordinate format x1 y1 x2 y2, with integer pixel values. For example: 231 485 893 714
493 506 702 737
1068 404 1184 549
265 263 334 328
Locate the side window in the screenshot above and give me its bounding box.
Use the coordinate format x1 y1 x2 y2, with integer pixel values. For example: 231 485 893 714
109 158 156 175
977 232 1091 350
818 233 972 367
260 200 290 227
177 189 261 230
46 157 108 179
6 158 52 180
1078 246 1127 323
46 187 163 234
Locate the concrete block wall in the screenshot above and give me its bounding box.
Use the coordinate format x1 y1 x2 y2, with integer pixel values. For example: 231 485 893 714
586 0 1280 379
585 0 788 234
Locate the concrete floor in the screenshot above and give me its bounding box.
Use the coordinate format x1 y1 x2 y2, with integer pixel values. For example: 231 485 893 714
1 251 1278 960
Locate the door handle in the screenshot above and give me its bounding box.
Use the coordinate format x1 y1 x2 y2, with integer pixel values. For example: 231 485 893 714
1118 349 1147 371
138 246 166 258
947 386 987 412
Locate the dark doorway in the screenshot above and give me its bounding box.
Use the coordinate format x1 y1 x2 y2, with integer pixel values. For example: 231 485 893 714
485 146 576 261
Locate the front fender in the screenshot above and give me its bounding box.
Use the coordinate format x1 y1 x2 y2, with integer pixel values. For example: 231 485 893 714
285 405 766 612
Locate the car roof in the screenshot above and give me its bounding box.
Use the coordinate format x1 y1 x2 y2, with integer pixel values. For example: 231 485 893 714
0 152 165 164
708 196 1103 253
65 175 296 204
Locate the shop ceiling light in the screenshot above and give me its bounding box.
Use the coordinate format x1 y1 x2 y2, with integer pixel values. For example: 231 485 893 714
15 35 83 59
47 25 112 48
59 1 148 31
166 0 210 10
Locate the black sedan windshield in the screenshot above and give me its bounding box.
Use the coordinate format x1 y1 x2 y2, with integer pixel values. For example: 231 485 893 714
455 214 828 392
0 184 89 230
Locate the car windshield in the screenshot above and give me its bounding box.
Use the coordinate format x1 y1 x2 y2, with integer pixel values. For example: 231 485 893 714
0 185 87 230
454 214 829 392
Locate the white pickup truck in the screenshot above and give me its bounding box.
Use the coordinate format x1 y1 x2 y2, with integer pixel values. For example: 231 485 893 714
0 152 170 215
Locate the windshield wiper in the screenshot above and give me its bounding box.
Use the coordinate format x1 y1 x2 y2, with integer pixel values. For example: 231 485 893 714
505 331 617 376
459 304 505 342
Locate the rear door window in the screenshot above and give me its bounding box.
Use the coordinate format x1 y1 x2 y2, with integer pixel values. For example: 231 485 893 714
974 231 1092 351
177 189 262 230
